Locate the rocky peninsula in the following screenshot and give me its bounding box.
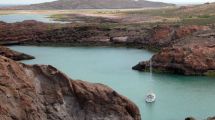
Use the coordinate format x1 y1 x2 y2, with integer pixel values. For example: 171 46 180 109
0 46 35 61
133 28 215 76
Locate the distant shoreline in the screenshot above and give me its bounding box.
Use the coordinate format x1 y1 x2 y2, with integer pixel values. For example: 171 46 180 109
0 2 204 8
0 4 24 8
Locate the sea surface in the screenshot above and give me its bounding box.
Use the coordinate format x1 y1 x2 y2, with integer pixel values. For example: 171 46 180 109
10 46 215 120
0 14 68 23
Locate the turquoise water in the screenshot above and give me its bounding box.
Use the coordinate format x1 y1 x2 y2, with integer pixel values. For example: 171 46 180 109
0 14 68 23
10 46 215 120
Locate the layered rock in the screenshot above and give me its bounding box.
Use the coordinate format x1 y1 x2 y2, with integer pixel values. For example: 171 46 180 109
0 56 141 120
133 30 215 76
0 46 35 61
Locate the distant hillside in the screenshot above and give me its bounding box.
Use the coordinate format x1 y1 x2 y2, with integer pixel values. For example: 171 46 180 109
175 2 215 15
4 0 174 10
126 2 215 25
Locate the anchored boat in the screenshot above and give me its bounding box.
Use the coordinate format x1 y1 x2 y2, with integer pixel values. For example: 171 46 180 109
145 92 156 103
145 60 156 103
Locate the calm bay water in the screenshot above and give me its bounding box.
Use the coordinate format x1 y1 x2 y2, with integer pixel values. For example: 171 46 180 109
10 46 215 120
0 14 68 23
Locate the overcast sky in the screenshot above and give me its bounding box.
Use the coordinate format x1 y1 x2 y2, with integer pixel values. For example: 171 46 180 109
0 0 215 5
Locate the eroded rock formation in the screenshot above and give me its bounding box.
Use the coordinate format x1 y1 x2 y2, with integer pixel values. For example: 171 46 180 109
0 56 141 120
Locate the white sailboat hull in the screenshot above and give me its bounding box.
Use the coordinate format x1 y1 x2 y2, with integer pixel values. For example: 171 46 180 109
145 93 156 103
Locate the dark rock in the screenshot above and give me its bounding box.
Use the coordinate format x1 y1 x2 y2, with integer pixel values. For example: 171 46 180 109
185 117 196 120
207 116 215 120
0 46 35 61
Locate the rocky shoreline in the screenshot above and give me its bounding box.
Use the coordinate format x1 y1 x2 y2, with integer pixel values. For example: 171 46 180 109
133 29 215 76
0 21 207 48
1 20 214 76
0 16 215 120
0 56 141 120
0 20 143 120
0 46 35 61
0 20 147 49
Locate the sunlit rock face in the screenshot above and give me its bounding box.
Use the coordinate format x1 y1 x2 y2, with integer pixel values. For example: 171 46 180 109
0 56 141 120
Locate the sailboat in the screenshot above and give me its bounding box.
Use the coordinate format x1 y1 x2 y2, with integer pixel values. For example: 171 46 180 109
145 59 156 103
145 92 156 103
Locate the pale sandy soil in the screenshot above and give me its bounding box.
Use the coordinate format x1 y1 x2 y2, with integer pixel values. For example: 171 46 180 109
0 6 178 24
0 6 173 14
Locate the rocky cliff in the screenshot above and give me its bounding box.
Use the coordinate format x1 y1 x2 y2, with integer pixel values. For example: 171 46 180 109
133 29 215 76
0 56 141 120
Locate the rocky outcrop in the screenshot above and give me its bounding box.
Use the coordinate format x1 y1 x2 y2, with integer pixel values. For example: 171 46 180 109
133 30 215 76
0 56 141 120
0 21 115 46
143 25 210 48
0 20 63 45
0 21 209 49
0 46 35 61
